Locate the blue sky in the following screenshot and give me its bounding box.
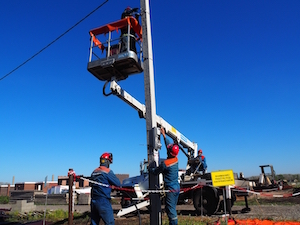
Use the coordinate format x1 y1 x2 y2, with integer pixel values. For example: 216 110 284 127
1 0 299 184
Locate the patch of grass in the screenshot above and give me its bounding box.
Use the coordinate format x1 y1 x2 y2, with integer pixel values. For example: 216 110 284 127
46 209 68 221
177 216 212 225
0 196 9 204
111 198 120 205
234 198 261 206
235 196 298 206
7 209 82 223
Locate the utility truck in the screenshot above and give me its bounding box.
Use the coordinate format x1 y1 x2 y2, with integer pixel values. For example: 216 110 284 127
118 152 246 216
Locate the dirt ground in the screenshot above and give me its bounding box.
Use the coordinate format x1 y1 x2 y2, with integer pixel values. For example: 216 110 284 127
67 201 300 225
112 199 300 224
76 189 300 224
1 189 300 224
54 189 300 224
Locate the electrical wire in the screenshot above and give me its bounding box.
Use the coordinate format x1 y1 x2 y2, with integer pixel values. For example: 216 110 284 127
0 0 109 82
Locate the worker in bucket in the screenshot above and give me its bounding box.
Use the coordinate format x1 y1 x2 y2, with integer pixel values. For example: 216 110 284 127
150 127 180 225
120 6 139 53
90 152 121 225
197 149 207 174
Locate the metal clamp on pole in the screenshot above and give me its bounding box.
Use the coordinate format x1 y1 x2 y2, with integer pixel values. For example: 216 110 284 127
149 127 162 151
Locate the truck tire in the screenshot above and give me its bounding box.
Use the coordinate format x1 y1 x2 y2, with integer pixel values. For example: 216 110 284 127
193 186 219 216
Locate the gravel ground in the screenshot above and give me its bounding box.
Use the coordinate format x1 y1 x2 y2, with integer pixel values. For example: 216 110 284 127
1 191 300 224
1 201 300 223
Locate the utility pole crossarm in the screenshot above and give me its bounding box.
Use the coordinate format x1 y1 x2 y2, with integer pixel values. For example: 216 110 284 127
109 80 197 152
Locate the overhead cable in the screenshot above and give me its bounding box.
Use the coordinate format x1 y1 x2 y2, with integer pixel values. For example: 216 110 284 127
0 0 109 81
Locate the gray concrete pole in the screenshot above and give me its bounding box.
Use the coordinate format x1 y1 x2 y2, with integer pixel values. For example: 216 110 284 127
140 0 162 224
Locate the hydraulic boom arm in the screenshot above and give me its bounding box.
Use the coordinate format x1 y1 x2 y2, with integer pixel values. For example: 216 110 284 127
110 80 197 155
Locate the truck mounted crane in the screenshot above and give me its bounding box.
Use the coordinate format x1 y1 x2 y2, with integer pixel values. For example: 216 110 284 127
87 7 252 218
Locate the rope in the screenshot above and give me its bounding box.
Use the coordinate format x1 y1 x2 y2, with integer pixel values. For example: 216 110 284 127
80 176 202 194
233 185 300 198
80 176 300 199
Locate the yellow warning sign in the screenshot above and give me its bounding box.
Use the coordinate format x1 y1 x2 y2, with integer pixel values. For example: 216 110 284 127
211 170 235 187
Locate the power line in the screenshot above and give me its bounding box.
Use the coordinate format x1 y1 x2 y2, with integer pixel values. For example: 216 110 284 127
0 0 109 82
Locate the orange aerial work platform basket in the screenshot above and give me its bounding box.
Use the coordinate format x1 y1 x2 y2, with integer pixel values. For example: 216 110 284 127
87 16 143 82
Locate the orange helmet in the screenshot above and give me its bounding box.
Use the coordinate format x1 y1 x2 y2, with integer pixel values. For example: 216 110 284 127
167 144 179 157
100 152 113 164
198 149 203 155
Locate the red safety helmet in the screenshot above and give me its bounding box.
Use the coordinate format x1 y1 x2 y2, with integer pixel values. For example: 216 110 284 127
100 152 113 164
123 7 132 16
198 149 203 155
167 144 179 157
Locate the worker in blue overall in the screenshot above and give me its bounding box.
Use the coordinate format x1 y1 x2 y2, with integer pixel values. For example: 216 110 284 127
197 149 207 174
90 152 121 225
150 127 180 225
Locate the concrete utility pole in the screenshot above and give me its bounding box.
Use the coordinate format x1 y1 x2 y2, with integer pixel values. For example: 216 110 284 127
140 0 162 224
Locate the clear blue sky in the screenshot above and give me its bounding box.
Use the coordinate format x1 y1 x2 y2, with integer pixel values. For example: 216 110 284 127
1 0 299 184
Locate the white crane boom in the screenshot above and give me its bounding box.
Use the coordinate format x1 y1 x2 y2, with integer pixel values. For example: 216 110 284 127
110 80 198 153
